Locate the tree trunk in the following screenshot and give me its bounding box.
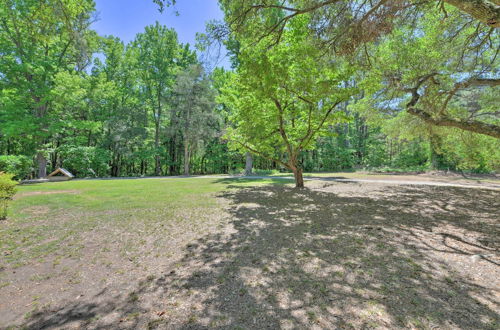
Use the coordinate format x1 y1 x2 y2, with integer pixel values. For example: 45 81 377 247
36 152 47 178
184 141 190 176
154 120 161 176
429 134 445 170
244 152 253 176
51 151 57 171
200 154 206 174
169 135 176 175
292 167 305 188
116 154 121 177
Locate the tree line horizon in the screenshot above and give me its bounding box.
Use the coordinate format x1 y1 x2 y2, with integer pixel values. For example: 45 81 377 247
0 0 498 187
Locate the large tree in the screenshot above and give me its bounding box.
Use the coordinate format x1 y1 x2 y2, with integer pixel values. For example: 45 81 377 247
222 17 355 187
354 7 499 139
90 36 150 176
170 64 218 175
0 0 97 177
131 22 196 175
212 0 500 138
218 0 499 36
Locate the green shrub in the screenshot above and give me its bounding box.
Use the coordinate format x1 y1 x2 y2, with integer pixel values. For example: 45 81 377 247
0 155 33 180
391 141 429 169
0 172 18 220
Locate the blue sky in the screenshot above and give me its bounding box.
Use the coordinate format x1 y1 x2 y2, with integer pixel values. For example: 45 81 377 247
92 0 228 67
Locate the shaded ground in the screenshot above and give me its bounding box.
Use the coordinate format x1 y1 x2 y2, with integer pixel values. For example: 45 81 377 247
268 171 500 189
0 178 499 329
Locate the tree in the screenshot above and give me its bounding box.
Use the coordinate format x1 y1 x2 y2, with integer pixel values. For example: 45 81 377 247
218 0 499 39
215 0 499 138
244 152 253 176
222 17 354 187
170 65 218 175
90 36 150 176
132 22 196 175
0 0 97 177
354 7 499 139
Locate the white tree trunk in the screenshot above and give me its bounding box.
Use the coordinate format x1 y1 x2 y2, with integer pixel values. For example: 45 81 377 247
244 152 253 176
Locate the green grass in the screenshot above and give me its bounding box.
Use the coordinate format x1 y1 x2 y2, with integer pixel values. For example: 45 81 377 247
1 178 285 267
14 178 225 212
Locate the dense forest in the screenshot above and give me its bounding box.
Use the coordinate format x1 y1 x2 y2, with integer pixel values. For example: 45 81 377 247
0 0 499 184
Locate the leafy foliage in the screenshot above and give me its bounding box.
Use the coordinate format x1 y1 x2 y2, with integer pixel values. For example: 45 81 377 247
221 16 357 186
58 146 111 178
0 155 32 180
170 65 219 175
0 172 17 219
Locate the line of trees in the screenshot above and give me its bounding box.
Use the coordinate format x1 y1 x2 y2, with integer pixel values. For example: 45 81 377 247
214 0 499 186
0 0 498 184
1 1 231 178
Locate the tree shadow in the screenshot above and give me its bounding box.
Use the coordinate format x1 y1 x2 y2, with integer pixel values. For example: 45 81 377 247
17 183 499 329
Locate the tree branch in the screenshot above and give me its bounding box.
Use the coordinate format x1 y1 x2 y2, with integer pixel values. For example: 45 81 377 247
233 140 290 169
273 98 294 158
443 0 500 28
408 107 500 138
300 101 342 149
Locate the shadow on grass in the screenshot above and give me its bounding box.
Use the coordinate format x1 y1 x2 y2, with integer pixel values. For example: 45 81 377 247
20 183 499 329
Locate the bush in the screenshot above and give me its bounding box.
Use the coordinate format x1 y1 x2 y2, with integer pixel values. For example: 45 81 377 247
0 172 18 220
0 155 32 180
59 146 111 177
391 141 429 169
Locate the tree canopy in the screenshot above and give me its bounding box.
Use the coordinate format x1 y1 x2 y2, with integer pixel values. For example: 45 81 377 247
0 0 498 185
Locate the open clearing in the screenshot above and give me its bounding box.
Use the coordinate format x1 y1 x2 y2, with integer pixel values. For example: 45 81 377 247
1 176 499 329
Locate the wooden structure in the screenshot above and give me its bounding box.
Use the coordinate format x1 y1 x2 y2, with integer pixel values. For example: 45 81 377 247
46 168 75 181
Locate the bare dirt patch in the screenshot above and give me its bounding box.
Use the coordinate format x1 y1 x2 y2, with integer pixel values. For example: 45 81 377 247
1 182 499 329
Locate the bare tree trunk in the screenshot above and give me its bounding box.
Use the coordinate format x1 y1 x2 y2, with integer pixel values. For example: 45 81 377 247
184 141 190 176
154 120 161 176
168 134 176 175
292 167 304 188
244 152 253 176
36 152 47 178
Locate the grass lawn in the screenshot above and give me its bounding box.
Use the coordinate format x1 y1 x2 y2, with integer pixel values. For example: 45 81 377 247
0 177 499 329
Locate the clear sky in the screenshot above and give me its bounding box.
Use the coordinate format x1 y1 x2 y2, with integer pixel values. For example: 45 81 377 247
92 0 228 67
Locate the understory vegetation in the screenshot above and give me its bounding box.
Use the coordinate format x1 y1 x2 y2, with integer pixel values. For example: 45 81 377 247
0 172 17 219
